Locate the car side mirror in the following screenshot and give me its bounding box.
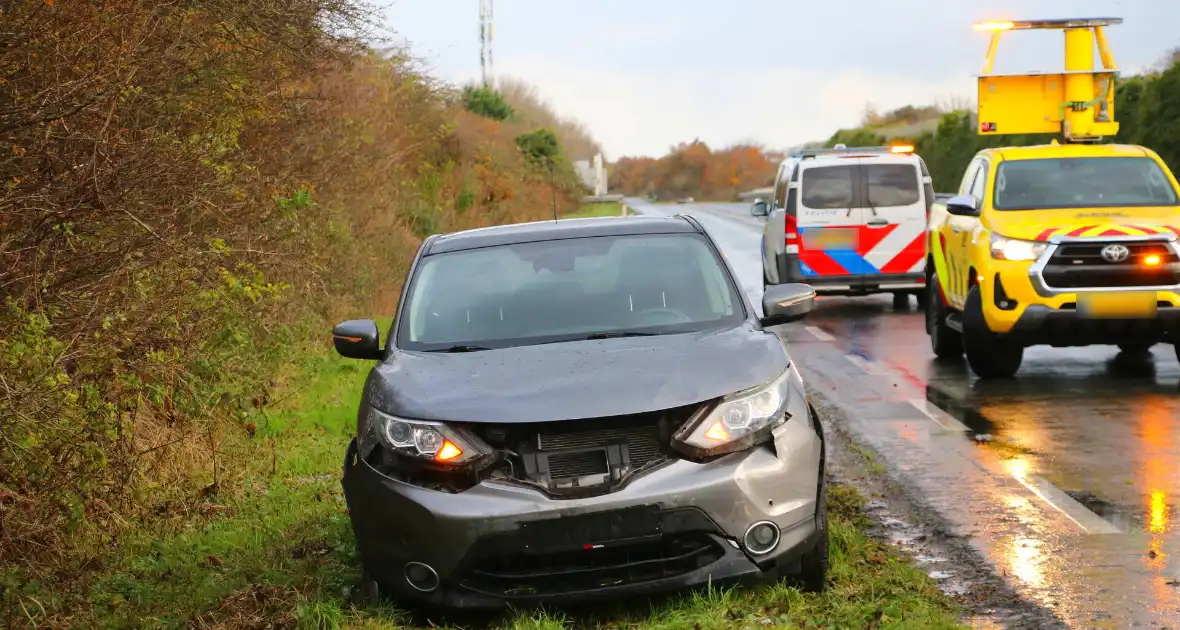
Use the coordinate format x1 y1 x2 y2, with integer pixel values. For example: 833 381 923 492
945 195 980 217
750 199 769 217
332 319 383 360
760 283 816 327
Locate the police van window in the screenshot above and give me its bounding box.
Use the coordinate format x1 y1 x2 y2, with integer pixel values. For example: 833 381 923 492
993 157 1180 210
865 164 920 207
801 165 855 209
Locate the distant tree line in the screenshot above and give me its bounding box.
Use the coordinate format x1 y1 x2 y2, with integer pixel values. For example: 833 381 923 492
609 141 783 201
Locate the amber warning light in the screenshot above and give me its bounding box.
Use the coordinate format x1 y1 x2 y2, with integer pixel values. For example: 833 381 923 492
1145 255 1162 267
889 144 914 154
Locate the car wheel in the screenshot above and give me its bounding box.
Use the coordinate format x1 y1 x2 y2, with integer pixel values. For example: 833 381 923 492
358 569 381 606
892 292 910 310
963 285 1023 379
927 273 963 359
795 482 830 593
913 288 928 310
1118 342 1154 355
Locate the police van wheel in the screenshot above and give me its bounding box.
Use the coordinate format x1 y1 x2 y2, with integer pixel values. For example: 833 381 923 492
927 274 962 359
913 289 929 310
963 286 1023 379
892 292 910 310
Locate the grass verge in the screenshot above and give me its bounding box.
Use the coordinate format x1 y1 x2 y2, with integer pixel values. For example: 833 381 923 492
562 202 628 219
54 344 968 629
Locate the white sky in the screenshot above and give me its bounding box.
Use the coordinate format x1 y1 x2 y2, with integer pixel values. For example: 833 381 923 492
380 1 1179 159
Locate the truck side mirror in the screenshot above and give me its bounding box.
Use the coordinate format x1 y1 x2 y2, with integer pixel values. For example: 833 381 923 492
945 195 980 217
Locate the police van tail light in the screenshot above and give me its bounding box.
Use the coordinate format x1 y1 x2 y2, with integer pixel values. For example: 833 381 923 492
784 214 799 254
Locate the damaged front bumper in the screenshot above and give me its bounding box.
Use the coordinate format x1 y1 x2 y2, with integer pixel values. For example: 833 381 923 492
340 414 824 609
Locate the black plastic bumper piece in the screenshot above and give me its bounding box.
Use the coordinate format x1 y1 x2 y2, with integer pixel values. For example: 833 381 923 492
1006 305 1180 347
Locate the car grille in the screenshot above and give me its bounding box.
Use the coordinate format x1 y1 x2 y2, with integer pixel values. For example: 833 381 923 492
460 533 724 599
1041 241 1180 289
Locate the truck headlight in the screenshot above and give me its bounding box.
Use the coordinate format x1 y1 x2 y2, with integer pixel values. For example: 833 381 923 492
673 368 793 458
358 406 494 470
990 233 1047 261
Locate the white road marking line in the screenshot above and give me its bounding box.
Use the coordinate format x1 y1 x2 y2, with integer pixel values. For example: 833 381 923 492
1015 474 1123 535
805 326 835 342
844 354 887 374
907 403 1120 534
908 399 970 431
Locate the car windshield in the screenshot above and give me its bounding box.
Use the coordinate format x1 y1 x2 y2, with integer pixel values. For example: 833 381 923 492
993 157 1179 210
398 233 745 351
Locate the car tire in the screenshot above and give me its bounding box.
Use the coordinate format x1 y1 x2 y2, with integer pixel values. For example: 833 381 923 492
913 288 929 310
926 273 963 359
963 285 1023 378
1118 342 1154 355
892 292 910 310
795 482 830 593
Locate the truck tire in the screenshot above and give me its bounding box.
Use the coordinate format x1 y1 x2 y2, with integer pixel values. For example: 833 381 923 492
1118 342 1153 356
926 272 962 358
963 285 1023 378
892 292 910 310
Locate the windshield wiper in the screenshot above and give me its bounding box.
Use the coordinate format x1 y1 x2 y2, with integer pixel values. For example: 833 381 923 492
426 344 493 353
582 331 661 340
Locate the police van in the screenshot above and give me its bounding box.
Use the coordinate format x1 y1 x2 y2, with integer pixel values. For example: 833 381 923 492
751 144 935 308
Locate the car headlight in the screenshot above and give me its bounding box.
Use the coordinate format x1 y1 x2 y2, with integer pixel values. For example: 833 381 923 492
672 368 794 459
358 406 494 470
990 233 1047 261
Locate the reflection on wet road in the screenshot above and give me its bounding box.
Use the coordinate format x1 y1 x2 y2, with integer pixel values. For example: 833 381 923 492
631 198 1180 628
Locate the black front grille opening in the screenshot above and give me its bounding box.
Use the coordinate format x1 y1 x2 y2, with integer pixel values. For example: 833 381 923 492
1042 268 1180 289
472 404 703 497
461 534 724 598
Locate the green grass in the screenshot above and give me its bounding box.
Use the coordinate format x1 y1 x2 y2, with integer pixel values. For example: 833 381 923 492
54 340 968 629
562 202 628 219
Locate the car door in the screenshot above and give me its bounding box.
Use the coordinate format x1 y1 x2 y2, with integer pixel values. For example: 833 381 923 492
859 159 927 277
944 159 986 307
761 162 789 284
795 162 863 278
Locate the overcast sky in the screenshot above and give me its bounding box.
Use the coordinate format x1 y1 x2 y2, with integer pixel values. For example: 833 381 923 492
381 1 1180 159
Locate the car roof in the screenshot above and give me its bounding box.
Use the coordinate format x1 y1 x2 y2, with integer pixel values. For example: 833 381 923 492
424 215 702 254
986 143 1152 162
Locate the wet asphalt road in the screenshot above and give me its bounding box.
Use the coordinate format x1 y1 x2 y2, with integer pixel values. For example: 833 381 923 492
631 199 1180 629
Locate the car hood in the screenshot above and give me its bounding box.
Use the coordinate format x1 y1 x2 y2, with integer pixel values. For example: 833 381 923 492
366 324 790 423
984 206 1180 242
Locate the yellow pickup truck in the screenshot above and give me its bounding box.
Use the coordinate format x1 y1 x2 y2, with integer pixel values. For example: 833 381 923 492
925 18 1180 378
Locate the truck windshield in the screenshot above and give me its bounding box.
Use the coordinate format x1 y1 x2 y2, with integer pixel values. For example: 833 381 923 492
993 157 1179 210
397 233 745 351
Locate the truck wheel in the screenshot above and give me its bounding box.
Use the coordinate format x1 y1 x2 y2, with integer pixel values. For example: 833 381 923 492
926 273 962 358
963 285 1023 379
1118 342 1154 356
892 292 910 310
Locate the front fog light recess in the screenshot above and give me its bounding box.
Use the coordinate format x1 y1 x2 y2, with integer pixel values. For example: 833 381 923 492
744 521 780 555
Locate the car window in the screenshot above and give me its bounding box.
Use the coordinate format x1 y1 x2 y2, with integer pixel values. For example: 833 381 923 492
800 165 855 209
969 160 989 204
399 233 746 350
865 163 920 207
994 157 1180 210
958 159 981 196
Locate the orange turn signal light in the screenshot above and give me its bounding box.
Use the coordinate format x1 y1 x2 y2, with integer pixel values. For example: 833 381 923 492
434 440 463 462
704 421 730 442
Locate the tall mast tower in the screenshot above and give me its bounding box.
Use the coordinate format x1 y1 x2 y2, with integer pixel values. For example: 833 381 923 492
479 0 494 88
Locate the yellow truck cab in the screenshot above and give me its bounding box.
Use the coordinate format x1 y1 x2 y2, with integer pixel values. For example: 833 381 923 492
926 18 1180 378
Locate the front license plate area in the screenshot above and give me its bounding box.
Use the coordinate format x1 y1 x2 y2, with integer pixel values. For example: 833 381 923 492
520 505 661 552
802 228 859 252
1078 291 1158 319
